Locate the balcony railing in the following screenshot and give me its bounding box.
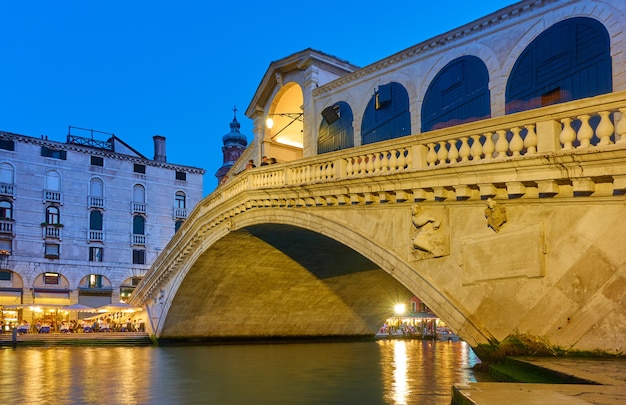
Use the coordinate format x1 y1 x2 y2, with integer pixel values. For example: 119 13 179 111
89 196 105 208
88 230 104 241
0 220 13 234
174 207 188 219
0 183 14 197
43 190 62 203
43 225 62 239
132 202 146 213
132 234 146 245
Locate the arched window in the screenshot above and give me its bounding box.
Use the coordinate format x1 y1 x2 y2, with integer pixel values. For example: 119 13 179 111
133 215 145 235
133 184 145 203
46 206 60 224
0 163 14 185
506 17 612 114
89 211 103 230
46 171 60 191
421 56 490 132
175 191 186 209
318 102 354 154
361 82 411 145
0 201 12 220
90 178 104 197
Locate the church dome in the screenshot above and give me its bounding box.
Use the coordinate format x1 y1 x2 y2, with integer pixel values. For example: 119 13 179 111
222 116 248 147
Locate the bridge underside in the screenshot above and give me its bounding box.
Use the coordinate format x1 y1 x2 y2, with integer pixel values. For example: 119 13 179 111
160 224 413 341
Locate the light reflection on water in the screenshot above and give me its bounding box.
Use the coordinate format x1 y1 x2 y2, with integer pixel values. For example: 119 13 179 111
0 340 479 405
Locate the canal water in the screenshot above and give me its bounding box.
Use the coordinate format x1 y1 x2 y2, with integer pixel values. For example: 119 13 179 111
0 339 482 404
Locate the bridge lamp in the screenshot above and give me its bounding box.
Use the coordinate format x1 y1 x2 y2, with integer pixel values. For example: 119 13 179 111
394 303 405 327
265 113 303 137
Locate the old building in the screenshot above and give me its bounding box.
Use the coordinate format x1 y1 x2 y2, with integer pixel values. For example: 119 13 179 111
0 127 204 328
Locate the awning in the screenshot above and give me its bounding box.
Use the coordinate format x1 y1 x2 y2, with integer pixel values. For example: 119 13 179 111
0 290 22 305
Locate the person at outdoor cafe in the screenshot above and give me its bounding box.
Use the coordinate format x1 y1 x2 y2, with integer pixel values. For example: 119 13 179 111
59 321 70 333
99 318 111 332
81 319 92 333
16 320 30 334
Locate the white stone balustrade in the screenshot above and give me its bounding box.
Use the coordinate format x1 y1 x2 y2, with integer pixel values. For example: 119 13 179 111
88 230 104 241
0 183 14 197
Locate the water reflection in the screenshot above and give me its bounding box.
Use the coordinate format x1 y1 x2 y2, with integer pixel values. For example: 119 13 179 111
379 339 480 404
1 340 479 404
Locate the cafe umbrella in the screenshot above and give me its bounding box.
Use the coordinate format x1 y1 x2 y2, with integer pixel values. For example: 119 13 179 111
98 301 143 313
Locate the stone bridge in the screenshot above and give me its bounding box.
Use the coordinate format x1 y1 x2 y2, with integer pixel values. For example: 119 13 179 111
130 92 626 357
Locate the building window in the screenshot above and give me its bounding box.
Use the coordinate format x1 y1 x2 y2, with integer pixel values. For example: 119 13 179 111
0 163 14 184
44 272 59 284
0 270 11 281
44 243 60 259
46 171 61 191
46 206 60 225
175 220 184 233
90 156 104 166
175 171 186 181
175 191 186 209
89 247 103 262
41 146 67 160
0 201 12 220
88 274 103 288
133 215 145 235
89 211 103 231
132 249 145 264
0 140 14 151
134 164 146 174
0 239 12 253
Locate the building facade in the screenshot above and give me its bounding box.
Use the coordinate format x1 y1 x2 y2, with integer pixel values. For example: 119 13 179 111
0 128 204 328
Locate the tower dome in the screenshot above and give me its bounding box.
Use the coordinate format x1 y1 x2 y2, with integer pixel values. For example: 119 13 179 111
215 106 248 186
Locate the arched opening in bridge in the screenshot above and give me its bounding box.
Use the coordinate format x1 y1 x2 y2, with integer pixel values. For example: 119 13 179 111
506 17 612 114
264 83 304 164
159 224 445 341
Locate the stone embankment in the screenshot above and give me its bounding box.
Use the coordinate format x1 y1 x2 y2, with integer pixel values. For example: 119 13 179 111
453 357 626 404
0 332 154 347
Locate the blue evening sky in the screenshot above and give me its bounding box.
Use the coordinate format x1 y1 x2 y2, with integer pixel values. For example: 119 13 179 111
1 1 515 195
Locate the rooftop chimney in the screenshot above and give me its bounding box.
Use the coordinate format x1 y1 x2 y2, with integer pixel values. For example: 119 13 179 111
153 135 166 162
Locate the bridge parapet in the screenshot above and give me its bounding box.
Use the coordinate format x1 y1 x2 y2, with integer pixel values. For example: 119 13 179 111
132 91 626 331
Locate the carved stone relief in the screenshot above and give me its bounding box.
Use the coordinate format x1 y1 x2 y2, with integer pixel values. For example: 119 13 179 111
484 198 507 232
410 205 449 260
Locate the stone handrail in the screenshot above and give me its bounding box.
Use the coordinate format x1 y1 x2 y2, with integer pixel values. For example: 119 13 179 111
131 91 626 304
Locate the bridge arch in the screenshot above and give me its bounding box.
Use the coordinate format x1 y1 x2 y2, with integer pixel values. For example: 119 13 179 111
154 208 491 345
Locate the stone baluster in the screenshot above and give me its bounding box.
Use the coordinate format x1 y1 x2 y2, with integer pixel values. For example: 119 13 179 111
495 129 509 159
427 143 437 167
448 140 459 163
596 111 614 146
346 158 354 177
616 108 626 143
459 137 470 162
389 149 398 171
437 141 448 165
357 155 367 176
483 132 495 159
366 154 374 174
379 151 389 172
397 148 407 169
509 127 523 156
372 152 385 173
524 124 537 155
560 117 576 150
470 134 483 161
577 114 593 148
